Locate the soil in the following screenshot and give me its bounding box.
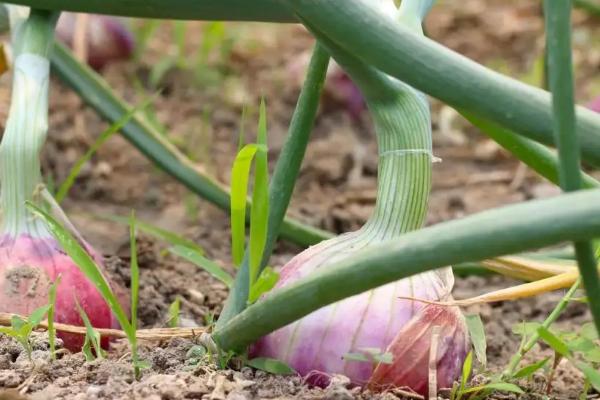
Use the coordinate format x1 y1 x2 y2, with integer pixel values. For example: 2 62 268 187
1 0 600 399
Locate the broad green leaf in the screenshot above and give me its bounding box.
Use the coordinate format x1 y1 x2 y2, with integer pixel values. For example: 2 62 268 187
512 322 542 337
56 97 154 203
577 362 600 392
248 266 279 304
568 337 596 353
28 304 51 327
462 382 524 394
465 314 487 368
230 143 260 266
168 296 181 328
169 245 234 287
100 214 204 255
187 345 208 360
246 357 296 375
537 326 570 357
11 315 27 331
0 327 19 338
583 347 600 363
513 357 549 379
581 322 599 340
248 98 269 285
460 351 473 392
27 202 132 333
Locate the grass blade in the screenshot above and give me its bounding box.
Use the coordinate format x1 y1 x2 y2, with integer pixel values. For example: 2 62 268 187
459 351 473 393
248 99 269 285
75 298 105 360
55 97 154 203
465 315 486 368
230 144 259 266
169 245 234 287
47 276 60 360
129 212 139 332
248 266 279 304
513 357 549 379
168 296 181 328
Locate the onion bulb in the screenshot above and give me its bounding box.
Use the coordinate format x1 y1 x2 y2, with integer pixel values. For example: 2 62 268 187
56 12 134 70
0 12 127 350
251 232 469 394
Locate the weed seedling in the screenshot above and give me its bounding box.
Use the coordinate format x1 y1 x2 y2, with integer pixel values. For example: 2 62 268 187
0 304 51 363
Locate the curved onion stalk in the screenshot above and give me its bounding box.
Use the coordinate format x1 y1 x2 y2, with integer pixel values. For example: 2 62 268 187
1 0 296 22
0 9 126 350
251 2 468 395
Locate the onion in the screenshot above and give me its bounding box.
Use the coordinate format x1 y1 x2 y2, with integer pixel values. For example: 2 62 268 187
251 2 470 394
0 13 127 351
251 234 469 394
56 12 134 70
589 96 600 114
0 234 121 350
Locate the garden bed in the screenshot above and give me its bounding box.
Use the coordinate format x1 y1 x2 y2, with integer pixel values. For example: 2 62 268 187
1 0 599 398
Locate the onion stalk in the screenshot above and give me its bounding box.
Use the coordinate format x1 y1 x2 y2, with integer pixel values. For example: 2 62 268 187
0 8 126 350
250 1 469 395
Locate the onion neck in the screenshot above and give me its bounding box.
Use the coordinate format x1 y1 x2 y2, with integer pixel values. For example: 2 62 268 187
361 87 432 240
0 10 58 237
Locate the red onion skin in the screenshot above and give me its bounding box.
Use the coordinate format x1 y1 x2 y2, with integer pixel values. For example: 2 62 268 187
0 234 125 350
369 305 470 396
56 13 134 70
250 232 465 392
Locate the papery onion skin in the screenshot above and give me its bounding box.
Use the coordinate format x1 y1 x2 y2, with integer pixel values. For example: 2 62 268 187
369 305 470 395
0 234 124 350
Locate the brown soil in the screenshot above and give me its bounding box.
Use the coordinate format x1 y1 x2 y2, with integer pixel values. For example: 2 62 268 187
1 0 600 399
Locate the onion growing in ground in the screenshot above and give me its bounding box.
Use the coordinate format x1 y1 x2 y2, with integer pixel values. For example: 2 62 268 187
56 12 134 70
0 9 126 350
251 0 470 395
